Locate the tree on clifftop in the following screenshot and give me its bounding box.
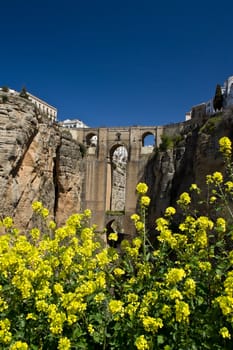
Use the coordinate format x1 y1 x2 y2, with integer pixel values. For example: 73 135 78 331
213 84 223 111
19 86 29 99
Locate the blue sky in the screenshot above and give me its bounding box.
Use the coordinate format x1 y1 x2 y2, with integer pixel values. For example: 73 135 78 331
1 0 233 127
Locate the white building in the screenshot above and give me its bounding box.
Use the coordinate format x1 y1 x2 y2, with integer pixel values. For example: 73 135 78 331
186 75 233 120
60 119 89 128
27 92 57 121
0 87 57 121
222 76 233 108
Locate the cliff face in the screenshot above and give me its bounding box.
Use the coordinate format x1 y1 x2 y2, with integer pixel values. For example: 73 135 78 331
0 92 84 228
143 109 233 231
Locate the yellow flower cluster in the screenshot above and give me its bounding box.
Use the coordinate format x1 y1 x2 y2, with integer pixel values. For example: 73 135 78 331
142 316 163 333
219 136 232 157
206 171 223 185
136 182 148 194
166 268 186 285
9 341 28 350
177 192 191 206
219 327 231 339
1 164 233 349
140 195 151 207
108 232 118 241
32 201 49 218
135 335 149 350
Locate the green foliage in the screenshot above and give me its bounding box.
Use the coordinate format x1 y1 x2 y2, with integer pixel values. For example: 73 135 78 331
1 86 9 92
159 134 183 151
199 115 222 135
159 134 174 150
1 95 8 103
213 84 223 111
19 87 29 99
105 210 125 216
0 138 233 349
79 143 87 158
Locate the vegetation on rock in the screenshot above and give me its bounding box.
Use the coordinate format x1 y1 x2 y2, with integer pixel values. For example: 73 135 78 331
213 84 223 111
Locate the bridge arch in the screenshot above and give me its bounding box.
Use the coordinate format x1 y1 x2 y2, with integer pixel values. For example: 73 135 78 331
142 131 156 147
70 125 163 232
106 143 128 212
86 132 98 147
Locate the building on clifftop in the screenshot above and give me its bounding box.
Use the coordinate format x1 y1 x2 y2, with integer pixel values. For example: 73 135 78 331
186 75 233 120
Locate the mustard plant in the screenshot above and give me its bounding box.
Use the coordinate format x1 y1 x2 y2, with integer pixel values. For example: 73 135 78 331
0 137 233 349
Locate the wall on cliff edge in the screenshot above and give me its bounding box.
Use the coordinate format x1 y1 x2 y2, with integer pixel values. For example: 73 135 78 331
0 91 84 229
142 107 233 234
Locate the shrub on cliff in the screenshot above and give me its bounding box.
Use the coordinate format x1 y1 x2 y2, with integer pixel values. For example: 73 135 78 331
0 137 233 349
213 84 223 111
1 86 9 92
19 87 29 99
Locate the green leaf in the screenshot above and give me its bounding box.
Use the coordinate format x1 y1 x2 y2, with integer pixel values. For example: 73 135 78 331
157 335 164 344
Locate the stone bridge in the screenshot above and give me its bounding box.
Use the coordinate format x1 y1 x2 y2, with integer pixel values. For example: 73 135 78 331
69 126 164 234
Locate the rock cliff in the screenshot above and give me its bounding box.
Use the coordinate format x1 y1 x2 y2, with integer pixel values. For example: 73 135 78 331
143 108 233 232
0 92 84 229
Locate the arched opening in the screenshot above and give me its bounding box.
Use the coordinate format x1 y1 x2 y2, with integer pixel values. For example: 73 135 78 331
142 132 155 147
86 133 98 147
105 219 125 247
107 145 128 212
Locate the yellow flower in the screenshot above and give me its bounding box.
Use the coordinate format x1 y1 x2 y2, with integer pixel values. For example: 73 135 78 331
2 217 13 229
140 196 151 206
9 341 28 350
136 182 148 194
58 336 71 350
132 237 142 248
196 216 214 230
32 201 43 212
84 208 92 218
212 171 223 184
164 206 176 216
219 136 232 156
166 268 186 285
108 232 118 241
54 283 64 295
127 293 139 303
0 319 12 344
177 192 191 206
88 324 94 335
184 278 196 297
198 261 211 272
113 268 125 276
142 316 163 333
175 300 190 323
209 196 217 204
48 220 56 230
30 228 40 240
41 208 49 218
189 183 200 193
131 213 140 222
135 335 149 350
135 221 145 231
109 300 124 315
206 174 213 185
94 292 105 303
225 181 233 193
216 217 226 232
169 289 183 300
219 327 231 339
26 313 37 320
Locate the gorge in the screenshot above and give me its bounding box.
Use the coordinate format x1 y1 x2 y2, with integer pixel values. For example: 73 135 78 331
0 89 233 235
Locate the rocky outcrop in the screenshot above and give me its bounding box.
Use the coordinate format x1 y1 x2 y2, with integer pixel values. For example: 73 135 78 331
143 108 233 231
0 92 84 229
